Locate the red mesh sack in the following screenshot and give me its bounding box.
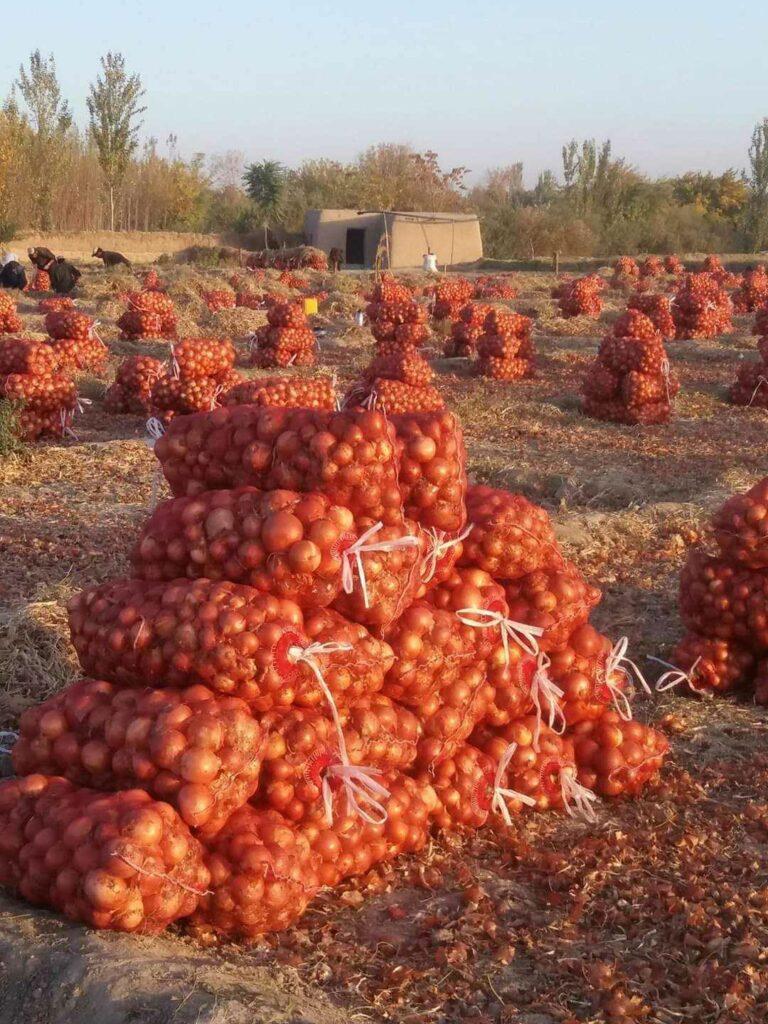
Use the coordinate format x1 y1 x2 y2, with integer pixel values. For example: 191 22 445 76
131 487 356 610
341 693 422 772
472 716 597 818
582 364 621 402
610 256 640 286
346 377 445 413
545 623 636 727
627 293 675 336
664 255 683 275
0 293 22 334
12 681 263 836
712 477 768 569
38 296 74 314
414 664 493 769
391 409 468 534
364 349 434 387
117 309 164 340
0 775 209 932
679 551 768 649
105 356 165 414
0 338 58 376
570 712 669 797
729 359 768 407
460 484 559 579
150 376 219 422
473 275 517 300
639 256 664 279
202 289 236 312
189 807 318 940
44 310 94 341
382 602 471 708
754 661 768 704
16 408 68 441
221 375 337 410
666 634 755 696
501 561 601 652
47 334 108 373
415 743 497 830
30 269 51 292
673 273 733 339
172 337 236 381
484 653 537 727
558 275 604 318
67 578 317 709
732 265 768 314
2 372 77 415
301 772 434 887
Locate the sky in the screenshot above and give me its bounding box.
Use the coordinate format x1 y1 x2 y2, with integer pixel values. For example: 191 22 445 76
1 0 766 185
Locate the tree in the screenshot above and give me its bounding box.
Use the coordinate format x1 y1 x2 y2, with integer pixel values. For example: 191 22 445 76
16 50 72 228
87 53 146 231
243 160 287 247
745 119 768 251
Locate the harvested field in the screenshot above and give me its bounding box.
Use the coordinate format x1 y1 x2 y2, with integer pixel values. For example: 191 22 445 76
1 261 767 1023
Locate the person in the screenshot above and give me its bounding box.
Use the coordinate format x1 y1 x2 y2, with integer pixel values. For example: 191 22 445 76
28 246 56 270
422 248 438 273
329 247 343 273
47 257 81 294
0 251 27 290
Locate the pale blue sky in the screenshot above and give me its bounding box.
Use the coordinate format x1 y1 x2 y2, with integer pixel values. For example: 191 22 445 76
2 0 766 183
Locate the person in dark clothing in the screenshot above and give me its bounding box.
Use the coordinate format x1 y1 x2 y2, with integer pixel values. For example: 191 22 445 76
0 254 27 289
93 247 131 268
48 257 81 294
329 247 344 273
28 246 57 270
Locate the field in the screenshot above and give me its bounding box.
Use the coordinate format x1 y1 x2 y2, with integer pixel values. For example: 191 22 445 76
1 257 767 1024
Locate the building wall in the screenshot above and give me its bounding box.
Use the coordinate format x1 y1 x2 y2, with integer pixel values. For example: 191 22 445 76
387 216 483 268
304 210 383 266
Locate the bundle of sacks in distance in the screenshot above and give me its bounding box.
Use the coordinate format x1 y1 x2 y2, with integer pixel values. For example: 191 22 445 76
626 293 675 337
610 257 640 289
117 290 178 341
476 308 535 380
430 279 474 322
672 272 733 339
44 310 108 374
249 301 316 368
443 302 491 359
473 275 517 300
669 476 768 704
700 255 741 289
149 337 242 423
556 274 604 318
639 256 664 280
105 356 167 415
0 337 80 440
0 390 670 941
0 291 23 334
732 265 768 314
582 310 679 425
729 336 768 408
664 255 684 276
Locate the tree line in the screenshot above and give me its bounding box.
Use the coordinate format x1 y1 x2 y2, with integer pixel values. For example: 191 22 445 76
3 50 768 257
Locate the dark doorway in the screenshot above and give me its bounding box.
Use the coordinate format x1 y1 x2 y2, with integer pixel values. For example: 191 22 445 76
345 228 366 265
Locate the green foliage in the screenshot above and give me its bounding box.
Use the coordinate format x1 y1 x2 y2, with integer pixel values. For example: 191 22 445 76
744 119 768 251
0 400 23 458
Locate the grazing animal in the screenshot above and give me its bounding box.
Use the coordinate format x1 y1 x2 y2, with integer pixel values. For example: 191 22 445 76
93 247 131 268
28 246 56 270
48 257 82 295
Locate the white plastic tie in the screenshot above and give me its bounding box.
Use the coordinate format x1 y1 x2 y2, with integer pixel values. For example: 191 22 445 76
560 769 599 823
649 654 704 694
287 641 391 825
340 522 420 609
606 636 652 696
529 651 566 746
145 417 165 450
59 408 78 441
76 397 92 416
456 607 542 664
748 375 768 407
491 742 537 826
0 730 18 755
421 524 473 584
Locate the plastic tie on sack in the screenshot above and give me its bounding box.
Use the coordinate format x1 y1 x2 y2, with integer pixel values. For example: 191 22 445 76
660 357 672 403
420 524 473 584
286 640 391 825
747 375 768 407
145 417 165 449
490 742 537 827
115 851 212 897
456 607 543 662
649 654 704 694
560 768 599 823
606 636 652 703
59 408 78 441
340 522 420 609
529 651 566 748
76 397 93 416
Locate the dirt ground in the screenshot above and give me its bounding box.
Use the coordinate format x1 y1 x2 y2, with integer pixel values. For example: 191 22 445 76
0 261 767 1023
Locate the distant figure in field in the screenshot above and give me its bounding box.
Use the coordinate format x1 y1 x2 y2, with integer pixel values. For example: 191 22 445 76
28 246 57 270
48 257 82 294
0 251 27 290
329 247 344 273
422 248 438 273
93 246 131 268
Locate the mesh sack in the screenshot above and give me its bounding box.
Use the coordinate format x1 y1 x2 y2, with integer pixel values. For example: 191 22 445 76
570 711 669 797
460 485 559 580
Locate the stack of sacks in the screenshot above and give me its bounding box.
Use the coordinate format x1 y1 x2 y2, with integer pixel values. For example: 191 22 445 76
105 356 166 415
557 275 604 318
610 257 640 289
431 279 474 322
118 291 178 340
664 255 684 276
250 302 316 368
347 340 444 414
627 293 675 337
443 303 491 358
44 310 108 374
639 256 664 280
701 255 741 288
472 276 517 301
150 337 242 423
0 337 79 440
2 393 670 942
38 297 75 314
582 310 679 425
365 278 429 350
729 336 768 408
669 477 768 704
29 269 52 293
672 273 733 339
141 269 166 292
221 375 337 410
202 289 236 312
732 265 768 314
476 309 535 380
0 291 23 333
